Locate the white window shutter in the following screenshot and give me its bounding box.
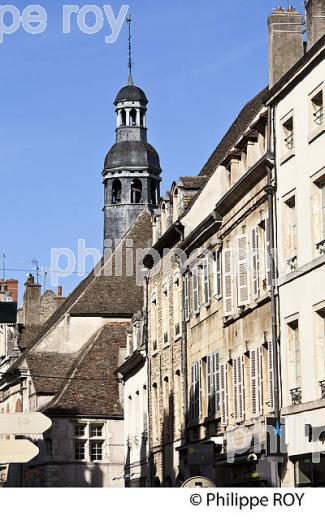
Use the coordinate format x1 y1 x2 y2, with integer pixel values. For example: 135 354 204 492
183 274 190 321
264 218 271 290
250 350 258 417
192 267 200 314
258 346 264 416
223 249 233 316
215 353 220 412
220 363 228 426
233 355 245 422
203 258 210 306
237 235 250 306
207 355 213 415
251 227 260 299
268 341 275 412
215 251 222 298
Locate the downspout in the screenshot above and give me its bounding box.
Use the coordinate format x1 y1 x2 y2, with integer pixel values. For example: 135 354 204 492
143 271 152 486
266 105 281 486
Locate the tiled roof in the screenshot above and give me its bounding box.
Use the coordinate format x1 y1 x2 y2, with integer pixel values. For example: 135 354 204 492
179 176 207 189
42 323 127 416
27 352 80 394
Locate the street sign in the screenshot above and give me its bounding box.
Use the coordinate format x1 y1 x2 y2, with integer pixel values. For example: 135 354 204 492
0 413 52 435
0 440 39 463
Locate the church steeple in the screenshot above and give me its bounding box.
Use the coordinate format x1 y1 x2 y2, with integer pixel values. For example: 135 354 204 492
102 18 161 251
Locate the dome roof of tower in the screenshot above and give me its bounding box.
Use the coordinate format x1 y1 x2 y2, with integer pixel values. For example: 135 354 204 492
114 85 148 105
104 141 161 173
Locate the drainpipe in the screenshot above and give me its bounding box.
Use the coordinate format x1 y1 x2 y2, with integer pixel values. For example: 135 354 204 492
266 105 281 486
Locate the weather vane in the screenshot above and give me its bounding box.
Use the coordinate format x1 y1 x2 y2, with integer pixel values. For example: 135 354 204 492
126 14 133 85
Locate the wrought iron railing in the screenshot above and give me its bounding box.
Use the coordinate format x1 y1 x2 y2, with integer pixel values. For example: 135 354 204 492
285 132 294 150
290 387 302 405
314 106 324 126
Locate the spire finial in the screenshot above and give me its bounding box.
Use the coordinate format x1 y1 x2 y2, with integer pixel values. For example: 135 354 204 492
127 14 133 85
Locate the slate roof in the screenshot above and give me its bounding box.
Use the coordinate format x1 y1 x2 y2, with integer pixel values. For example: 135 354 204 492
114 84 148 105
104 141 161 174
178 86 268 218
41 323 127 416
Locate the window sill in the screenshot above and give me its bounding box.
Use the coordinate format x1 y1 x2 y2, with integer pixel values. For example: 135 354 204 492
213 294 222 301
280 149 295 165
308 123 325 144
174 333 182 342
163 343 170 349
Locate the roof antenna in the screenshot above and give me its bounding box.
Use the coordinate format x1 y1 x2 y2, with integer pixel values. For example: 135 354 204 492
127 14 134 85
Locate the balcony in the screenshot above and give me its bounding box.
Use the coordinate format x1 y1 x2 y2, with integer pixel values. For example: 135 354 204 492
314 106 324 126
320 380 325 399
316 238 325 255
290 387 302 406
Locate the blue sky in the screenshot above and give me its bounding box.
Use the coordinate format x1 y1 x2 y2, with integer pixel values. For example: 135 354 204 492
1 0 306 301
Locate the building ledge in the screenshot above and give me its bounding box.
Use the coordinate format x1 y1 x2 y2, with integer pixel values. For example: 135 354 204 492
282 397 325 416
279 254 325 287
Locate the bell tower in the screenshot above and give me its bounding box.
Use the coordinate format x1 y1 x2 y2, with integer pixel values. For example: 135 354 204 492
102 16 161 250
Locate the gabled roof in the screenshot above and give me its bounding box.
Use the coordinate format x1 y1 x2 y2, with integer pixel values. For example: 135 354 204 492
41 323 127 417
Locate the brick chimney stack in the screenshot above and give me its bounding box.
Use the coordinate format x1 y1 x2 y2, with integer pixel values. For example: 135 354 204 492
268 6 305 88
22 273 41 325
0 279 18 302
305 0 325 50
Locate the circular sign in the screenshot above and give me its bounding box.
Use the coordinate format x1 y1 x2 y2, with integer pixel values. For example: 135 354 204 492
181 476 216 488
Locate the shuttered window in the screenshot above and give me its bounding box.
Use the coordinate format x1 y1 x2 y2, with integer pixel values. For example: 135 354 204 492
250 347 263 418
264 217 271 290
223 249 233 316
233 355 245 422
192 266 200 314
268 341 275 412
207 352 220 416
237 235 249 306
251 227 260 299
220 363 228 426
183 274 190 321
203 258 210 306
214 250 222 298
190 362 201 420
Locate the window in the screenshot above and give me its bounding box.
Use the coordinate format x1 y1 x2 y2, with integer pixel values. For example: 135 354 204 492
251 227 260 299
183 273 190 321
121 109 127 126
214 250 222 299
90 441 103 462
314 304 325 385
163 377 171 439
250 348 263 418
284 195 297 268
129 108 137 126
220 363 228 426
74 440 86 461
288 319 301 389
233 355 244 422
173 275 182 337
73 423 105 462
90 424 103 437
263 217 271 290
190 362 201 420
192 266 200 314
268 341 275 412
75 423 86 437
131 179 142 204
311 90 323 127
207 352 220 416
237 234 249 306
283 116 294 151
203 258 210 306
174 370 182 435
150 294 158 350
313 177 325 251
152 383 159 442
162 282 169 345
111 179 122 204
223 248 234 316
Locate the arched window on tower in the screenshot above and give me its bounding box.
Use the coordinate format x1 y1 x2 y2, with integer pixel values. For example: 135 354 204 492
112 179 122 204
131 179 142 203
149 179 157 206
121 109 127 126
140 109 145 127
130 108 137 126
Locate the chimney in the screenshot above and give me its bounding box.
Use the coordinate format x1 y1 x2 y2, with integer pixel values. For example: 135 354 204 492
57 286 63 297
268 6 305 88
306 0 325 49
22 273 41 325
5 279 18 303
